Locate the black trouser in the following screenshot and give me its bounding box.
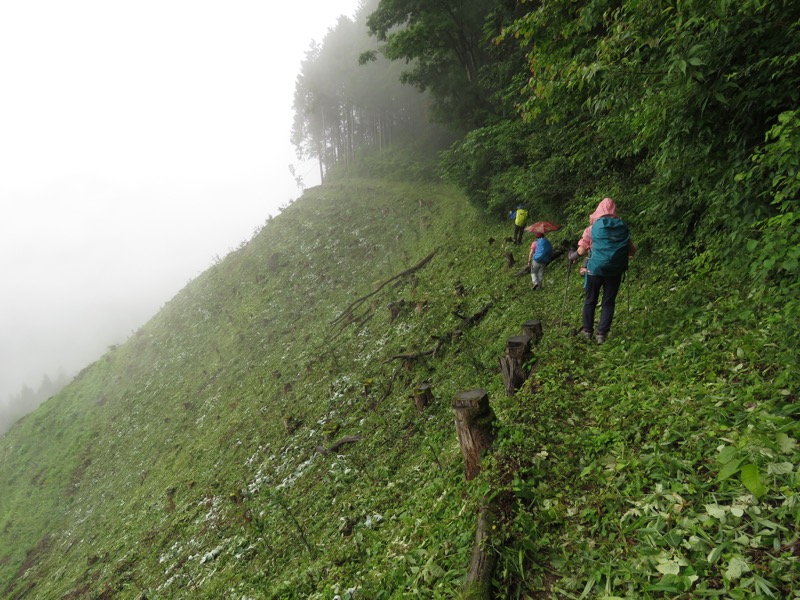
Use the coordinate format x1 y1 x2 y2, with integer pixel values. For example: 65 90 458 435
582 274 623 335
513 224 524 244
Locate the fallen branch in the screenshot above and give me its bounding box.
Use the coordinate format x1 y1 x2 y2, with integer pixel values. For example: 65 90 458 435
331 251 437 328
384 304 491 366
452 302 493 328
316 435 364 455
385 348 435 363
384 336 447 364
328 435 363 453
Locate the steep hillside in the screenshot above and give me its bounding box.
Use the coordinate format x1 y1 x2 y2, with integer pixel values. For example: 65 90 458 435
1 178 798 599
0 180 509 598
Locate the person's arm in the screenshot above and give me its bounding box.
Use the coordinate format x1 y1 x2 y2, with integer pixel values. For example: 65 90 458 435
569 226 593 263
527 243 535 265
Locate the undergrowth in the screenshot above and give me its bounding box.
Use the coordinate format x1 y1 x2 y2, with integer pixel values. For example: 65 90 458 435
0 176 797 599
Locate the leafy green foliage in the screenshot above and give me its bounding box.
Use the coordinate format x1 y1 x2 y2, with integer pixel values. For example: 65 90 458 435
3 1 800 595
438 0 800 261
1 171 798 598
739 110 800 288
366 0 497 128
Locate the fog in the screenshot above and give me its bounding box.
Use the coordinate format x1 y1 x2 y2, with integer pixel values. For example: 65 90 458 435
0 0 361 428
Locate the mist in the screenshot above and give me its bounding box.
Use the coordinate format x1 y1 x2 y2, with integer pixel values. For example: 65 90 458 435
0 0 361 432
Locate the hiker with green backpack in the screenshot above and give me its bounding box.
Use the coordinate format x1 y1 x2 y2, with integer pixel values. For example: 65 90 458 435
568 197 636 344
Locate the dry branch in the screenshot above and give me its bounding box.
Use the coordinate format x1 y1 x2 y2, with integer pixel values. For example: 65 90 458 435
452 302 493 328
384 336 447 364
331 251 437 328
317 435 364 455
385 348 435 363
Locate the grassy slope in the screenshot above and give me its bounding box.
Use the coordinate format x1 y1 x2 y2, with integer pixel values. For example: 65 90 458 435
0 178 798 599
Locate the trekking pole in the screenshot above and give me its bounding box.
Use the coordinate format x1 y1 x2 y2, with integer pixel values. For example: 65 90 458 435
559 260 573 328
626 274 631 314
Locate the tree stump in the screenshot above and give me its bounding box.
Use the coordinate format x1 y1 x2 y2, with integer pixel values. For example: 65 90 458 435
505 252 515 268
462 505 496 600
499 335 532 396
388 299 405 322
413 383 432 411
522 319 543 344
452 389 496 481
455 282 466 297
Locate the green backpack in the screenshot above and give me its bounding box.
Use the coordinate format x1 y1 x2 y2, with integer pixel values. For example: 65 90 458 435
587 217 630 276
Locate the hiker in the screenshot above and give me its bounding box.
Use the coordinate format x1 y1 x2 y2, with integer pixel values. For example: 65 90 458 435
509 204 528 245
568 197 636 344
526 232 552 290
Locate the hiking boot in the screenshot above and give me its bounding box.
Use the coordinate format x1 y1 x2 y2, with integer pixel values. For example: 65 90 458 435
596 333 607 344
580 329 592 340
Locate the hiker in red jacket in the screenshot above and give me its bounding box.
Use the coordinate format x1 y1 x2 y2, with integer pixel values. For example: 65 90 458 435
569 197 636 344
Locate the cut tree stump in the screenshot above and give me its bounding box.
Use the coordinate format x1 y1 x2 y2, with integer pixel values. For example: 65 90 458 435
452 389 496 481
499 335 532 396
505 252 515 268
522 319 543 344
453 391 498 600
413 383 432 411
462 505 496 600
388 299 406 322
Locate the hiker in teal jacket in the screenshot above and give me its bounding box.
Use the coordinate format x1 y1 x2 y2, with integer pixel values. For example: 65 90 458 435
568 197 636 344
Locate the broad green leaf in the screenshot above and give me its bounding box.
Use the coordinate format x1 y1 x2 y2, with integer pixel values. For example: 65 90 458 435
741 464 768 499
644 579 680 593
705 504 726 519
767 461 794 475
717 458 744 481
717 445 738 464
777 432 797 454
656 559 681 575
725 555 750 581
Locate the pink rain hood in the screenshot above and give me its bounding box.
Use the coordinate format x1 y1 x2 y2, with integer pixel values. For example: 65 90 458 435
579 197 619 252
589 197 618 224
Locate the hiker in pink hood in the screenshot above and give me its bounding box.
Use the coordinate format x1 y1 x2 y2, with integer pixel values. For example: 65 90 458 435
568 197 636 344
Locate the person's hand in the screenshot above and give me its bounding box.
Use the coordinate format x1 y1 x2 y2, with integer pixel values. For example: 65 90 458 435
568 250 580 263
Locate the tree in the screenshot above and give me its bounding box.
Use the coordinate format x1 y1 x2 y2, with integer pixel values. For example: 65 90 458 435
366 0 498 129
291 0 433 181
503 0 800 234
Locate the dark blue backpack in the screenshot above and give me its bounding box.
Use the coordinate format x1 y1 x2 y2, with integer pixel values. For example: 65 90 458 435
533 237 552 264
587 217 630 276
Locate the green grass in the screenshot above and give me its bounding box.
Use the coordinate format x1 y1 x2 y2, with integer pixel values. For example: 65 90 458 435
0 176 797 599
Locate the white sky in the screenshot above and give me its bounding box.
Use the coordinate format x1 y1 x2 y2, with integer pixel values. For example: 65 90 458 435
0 0 362 402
